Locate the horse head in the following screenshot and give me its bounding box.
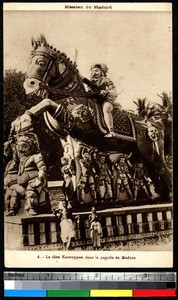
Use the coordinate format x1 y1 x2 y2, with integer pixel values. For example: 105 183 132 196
24 34 85 99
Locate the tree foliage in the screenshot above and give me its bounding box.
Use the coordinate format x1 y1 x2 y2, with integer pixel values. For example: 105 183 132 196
133 97 149 117
4 69 63 180
133 92 172 156
156 92 172 121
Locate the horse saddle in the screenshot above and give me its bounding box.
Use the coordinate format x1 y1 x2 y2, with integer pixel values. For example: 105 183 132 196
88 99 136 141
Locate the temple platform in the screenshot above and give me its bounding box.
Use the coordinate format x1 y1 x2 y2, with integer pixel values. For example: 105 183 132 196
5 203 173 250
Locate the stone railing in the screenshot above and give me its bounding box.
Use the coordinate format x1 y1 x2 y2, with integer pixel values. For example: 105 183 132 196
5 203 172 250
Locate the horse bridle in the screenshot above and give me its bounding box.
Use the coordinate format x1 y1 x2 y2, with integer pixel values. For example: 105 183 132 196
28 50 89 99
28 51 58 85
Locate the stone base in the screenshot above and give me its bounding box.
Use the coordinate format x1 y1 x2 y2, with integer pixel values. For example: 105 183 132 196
5 203 173 250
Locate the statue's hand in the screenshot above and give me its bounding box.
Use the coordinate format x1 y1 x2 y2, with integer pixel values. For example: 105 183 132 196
11 113 32 134
29 178 42 188
99 90 108 97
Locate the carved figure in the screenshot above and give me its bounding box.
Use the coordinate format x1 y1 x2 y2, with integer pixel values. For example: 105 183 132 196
16 133 51 215
94 152 113 202
133 161 155 200
113 154 133 200
11 34 172 200
77 148 97 203
147 125 160 156
89 207 102 250
4 139 24 216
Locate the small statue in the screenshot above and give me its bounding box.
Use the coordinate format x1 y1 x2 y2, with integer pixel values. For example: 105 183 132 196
16 132 51 215
94 152 113 202
77 147 97 203
4 138 24 216
133 161 155 200
89 206 102 250
113 154 133 200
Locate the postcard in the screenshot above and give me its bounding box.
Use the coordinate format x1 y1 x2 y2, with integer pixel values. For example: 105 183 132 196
4 2 172 268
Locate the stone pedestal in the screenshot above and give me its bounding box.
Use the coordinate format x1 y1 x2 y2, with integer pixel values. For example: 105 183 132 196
5 203 173 250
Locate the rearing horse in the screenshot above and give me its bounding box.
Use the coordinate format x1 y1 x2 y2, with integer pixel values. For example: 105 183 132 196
11 34 172 198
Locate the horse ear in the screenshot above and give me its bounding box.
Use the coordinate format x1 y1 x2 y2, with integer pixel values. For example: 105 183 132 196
31 38 38 50
40 34 47 46
58 62 66 74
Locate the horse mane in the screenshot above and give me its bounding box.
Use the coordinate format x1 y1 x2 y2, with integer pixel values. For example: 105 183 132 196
31 35 80 76
47 44 80 74
30 34 87 99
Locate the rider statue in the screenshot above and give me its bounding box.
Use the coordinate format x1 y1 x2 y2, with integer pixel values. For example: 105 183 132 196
16 132 51 215
83 63 118 137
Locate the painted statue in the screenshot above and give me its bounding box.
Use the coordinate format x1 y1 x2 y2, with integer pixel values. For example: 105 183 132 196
4 138 24 216
16 133 51 215
133 161 155 200
77 147 97 204
83 63 118 137
113 154 133 200
94 152 113 202
10 34 172 201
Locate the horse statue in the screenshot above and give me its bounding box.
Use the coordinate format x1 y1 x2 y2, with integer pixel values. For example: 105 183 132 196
10 34 172 200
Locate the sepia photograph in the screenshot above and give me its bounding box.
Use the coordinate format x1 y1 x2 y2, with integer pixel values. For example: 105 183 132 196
3 3 173 268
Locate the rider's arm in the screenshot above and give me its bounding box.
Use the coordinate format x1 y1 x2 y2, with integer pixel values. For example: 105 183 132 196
82 77 99 92
103 78 117 101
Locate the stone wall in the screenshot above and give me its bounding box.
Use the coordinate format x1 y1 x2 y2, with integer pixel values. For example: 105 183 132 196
5 204 173 250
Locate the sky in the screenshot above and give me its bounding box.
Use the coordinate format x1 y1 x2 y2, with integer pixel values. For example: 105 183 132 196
3 4 172 111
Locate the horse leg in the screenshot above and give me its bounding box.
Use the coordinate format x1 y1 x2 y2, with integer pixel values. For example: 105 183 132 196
28 98 58 117
151 158 172 199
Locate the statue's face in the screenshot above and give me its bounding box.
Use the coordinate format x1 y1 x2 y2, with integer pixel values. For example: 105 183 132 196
62 201 67 208
63 165 69 173
91 67 102 79
148 126 159 141
100 155 106 163
138 163 143 169
83 152 90 160
120 157 125 164
17 141 31 155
